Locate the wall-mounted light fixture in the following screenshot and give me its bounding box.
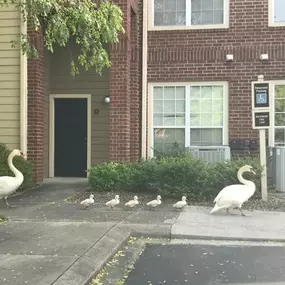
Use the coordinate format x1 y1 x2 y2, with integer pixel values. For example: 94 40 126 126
104 96 110 104
226 54 234 61
260 54 268 61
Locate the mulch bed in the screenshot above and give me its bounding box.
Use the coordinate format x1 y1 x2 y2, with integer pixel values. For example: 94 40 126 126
65 188 285 212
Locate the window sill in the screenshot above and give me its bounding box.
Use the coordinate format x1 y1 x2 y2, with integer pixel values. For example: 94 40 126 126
268 22 285 27
148 24 229 32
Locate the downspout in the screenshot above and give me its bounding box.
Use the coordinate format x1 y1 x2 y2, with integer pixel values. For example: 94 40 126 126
20 11 28 155
141 0 148 159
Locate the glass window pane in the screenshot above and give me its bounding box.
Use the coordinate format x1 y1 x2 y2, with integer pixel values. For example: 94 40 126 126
274 0 285 22
214 0 223 9
275 99 285 112
164 87 175 99
153 114 163 126
177 0 186 10
164 115 175 126
201 86 212 98
275 113 285 126
192 0 223 25
154 0 164 12
202 0 214 10
200 113 212 125
275 85 285 99
154 12 164 25
154 128 185 154
190 113 200 126
154 100 163 113
165 0 176 11
190 128 222 146
212 99 223 112
190 86 201 99
202 11 214 24
202 99 212 112
275 129 285 146
176 114 185 126
164 100 175 112
190 99 200 112
164 12 177 25
154 0 186 26
212 113 223 126
153 87 163 99
213 10 223 24
176 87 185 99
213 86 223 98
191 11 202 25
176 100 185 112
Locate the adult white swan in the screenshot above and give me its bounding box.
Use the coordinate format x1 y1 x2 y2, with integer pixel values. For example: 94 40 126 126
210 165 256 216
0 149 25 208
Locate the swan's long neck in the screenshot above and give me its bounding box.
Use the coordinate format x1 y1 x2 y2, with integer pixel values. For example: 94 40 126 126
8 153 23 180
237 169 255 190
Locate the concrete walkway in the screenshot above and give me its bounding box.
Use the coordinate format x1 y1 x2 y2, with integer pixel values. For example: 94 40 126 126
1 180 285 285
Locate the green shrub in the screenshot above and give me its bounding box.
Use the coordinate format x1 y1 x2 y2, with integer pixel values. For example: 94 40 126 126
88 154 264 201
0 143 33 189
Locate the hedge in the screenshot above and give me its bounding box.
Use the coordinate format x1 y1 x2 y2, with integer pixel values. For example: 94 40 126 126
0 143 33 189
88 155 263 201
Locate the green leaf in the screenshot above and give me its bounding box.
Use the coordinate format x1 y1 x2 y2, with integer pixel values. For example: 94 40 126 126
0 0 124 75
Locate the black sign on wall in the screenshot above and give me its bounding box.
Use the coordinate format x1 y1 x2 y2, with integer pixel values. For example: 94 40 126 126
254 111 270 128
254 83 269 108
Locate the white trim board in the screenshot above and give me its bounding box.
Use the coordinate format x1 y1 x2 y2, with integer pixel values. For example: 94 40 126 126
49 94 92 178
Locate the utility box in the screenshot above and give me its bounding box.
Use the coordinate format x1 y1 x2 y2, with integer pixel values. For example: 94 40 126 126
271 147 285 192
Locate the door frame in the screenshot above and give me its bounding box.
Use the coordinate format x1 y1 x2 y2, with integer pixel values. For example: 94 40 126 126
49 94 92 178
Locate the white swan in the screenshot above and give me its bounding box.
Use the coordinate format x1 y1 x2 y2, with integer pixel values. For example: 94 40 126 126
80 194 94 209
125 196 139 208
210 165 256 216
173 196 187 210
106 195 120 209
0 149 25 208
146 195 161 210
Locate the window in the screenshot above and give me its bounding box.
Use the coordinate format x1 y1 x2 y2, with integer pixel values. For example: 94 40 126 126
151 83 227 155
273 84 285 146
269 0 285 26
151 0 229 30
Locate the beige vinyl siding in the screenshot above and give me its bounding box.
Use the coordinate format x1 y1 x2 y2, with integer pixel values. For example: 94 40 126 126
43 44 110 176
0 6 21 150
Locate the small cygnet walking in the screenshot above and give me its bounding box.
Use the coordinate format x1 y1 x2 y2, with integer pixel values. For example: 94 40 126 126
105 195 120 210
173 196 187 210
80 194 94 209
125 196 139 209
146 195 161 210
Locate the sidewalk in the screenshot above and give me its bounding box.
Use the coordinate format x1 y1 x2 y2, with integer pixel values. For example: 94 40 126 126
1 180 285 285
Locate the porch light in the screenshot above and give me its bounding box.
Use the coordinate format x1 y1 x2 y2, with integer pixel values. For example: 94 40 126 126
104 96 110 104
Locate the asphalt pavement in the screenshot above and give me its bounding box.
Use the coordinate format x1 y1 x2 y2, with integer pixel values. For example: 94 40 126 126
125 242 285 285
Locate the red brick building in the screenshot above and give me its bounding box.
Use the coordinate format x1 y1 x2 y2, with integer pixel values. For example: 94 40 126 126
26 0 285 184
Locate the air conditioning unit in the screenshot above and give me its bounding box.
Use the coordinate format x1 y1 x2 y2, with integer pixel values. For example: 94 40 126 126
186 146 231 163
270 147 285 192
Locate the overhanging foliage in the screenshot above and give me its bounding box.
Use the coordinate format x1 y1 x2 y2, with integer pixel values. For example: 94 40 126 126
0 0 125 75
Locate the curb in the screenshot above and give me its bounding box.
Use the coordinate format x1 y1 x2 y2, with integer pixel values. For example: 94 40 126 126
52 225 131 285
50 223 285 285
170 233 285 243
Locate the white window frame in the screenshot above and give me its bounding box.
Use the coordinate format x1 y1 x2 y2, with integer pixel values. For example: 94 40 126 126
268 0 285 27
148 0 230 31
148 82 229 157
268 80 285 147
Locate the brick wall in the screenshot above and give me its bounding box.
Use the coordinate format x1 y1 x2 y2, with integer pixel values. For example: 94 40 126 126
109 0 142 161
147 0 285 141
27 28 44 184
